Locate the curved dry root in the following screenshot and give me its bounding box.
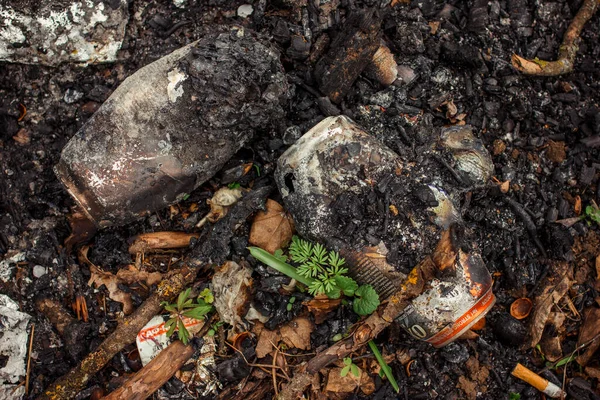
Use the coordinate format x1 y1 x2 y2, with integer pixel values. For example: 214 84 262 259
512 0 599 76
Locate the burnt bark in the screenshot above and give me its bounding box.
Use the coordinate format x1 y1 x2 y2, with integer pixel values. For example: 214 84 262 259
314 9 382 103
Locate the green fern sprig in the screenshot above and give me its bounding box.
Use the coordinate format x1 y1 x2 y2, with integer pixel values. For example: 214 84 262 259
289 236 312 263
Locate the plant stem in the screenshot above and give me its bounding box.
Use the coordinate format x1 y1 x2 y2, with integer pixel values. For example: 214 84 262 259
368 340 400 393
248 247 315 287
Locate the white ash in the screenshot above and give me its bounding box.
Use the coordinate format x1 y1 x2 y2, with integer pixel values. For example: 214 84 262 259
0 1 128 65
237 4 254 18
0 252 25 283
0 295 31 386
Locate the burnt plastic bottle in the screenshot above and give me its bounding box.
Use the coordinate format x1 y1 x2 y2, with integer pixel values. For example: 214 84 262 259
55 27 288 227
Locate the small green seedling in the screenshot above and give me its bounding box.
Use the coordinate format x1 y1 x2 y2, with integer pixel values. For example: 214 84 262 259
509 393 521 400
584 203 600 225
207 321 224 337
368 340 399 393
286 296 296 311
228 182 241 189
548 353 576 371
161 288 214 345
341 357 360 378
248 236 380 316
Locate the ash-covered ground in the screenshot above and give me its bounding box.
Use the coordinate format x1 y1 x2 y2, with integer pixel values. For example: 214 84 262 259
1 0 599 399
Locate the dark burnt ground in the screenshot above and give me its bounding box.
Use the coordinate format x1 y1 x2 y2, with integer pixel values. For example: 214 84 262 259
1 0 600 399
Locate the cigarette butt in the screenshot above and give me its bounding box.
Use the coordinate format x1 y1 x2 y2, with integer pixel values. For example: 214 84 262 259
511 363 566 398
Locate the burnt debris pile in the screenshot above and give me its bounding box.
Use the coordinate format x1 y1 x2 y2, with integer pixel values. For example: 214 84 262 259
1 0 600 399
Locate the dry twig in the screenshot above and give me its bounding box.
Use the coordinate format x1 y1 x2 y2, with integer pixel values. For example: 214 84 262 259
37 267 196 400
26 324 35 396
512 0 600 76
103 314 215 400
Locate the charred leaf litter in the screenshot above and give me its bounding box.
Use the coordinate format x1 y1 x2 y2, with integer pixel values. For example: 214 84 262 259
1 0 600 399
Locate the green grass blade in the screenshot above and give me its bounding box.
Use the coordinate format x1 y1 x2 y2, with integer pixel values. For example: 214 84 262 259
368 340 400 393
248 247 315 287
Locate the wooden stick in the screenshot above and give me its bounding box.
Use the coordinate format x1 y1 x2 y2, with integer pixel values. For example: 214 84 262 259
129 232 200 254
102 314 215 400
512 363 566 398
37 299 77 336
511 0 599 76
26 323 35 396
37 267 196 400
104 341 193 400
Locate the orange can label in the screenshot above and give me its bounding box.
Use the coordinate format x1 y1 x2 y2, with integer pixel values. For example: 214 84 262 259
426 288 496 347
397 251 495 347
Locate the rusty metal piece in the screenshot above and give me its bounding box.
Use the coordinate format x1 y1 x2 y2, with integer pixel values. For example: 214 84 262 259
55 28 287 228
510 297 533 320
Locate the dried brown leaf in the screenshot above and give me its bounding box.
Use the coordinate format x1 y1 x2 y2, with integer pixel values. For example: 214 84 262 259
576 307 600 366
88 265 134 314
305 296 342 324
249 199 295 254
65 211 97 253
527 262 573 348
255 325 280 359
539 312 566 362
458 330 480 341
574 195 582 216
325 367 374 395
280 316 313 350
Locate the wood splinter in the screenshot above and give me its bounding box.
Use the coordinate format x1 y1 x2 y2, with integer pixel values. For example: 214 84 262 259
128 231 199 254
511 363 566 398
511 0 599 76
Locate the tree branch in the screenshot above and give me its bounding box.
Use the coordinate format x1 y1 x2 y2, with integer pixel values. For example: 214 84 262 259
512 0 599 76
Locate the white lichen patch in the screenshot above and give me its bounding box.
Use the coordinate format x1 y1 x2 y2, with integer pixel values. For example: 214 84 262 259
167 67 188 103
0 294 31 385
0 1 128 65
0 252 25 283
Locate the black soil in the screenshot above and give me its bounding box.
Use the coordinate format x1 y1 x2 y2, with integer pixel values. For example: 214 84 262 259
1 0 599 399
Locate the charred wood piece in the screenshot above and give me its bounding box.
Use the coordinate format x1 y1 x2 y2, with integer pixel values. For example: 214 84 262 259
314 9 382 103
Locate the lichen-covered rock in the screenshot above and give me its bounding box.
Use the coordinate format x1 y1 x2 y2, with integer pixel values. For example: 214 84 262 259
0 0 129 65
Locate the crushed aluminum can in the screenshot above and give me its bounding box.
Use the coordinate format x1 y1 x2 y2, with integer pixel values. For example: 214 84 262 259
397 250 495 347
55 28 287 228
275 115 495 347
